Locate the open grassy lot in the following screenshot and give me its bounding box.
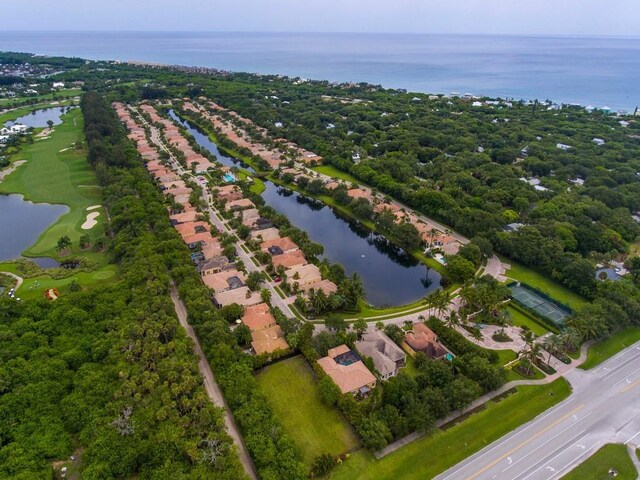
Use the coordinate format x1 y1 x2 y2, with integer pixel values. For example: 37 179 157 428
580 327 640 370
256 355 359 466
507 306 549 337
561 444 636 480
503 259 587 311
327 379 571 480
312 165 360 184
0 108 105 257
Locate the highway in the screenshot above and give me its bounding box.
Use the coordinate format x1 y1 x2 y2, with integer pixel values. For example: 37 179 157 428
436 342 640 480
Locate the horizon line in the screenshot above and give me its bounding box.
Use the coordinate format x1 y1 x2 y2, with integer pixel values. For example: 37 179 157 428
2 30 640 39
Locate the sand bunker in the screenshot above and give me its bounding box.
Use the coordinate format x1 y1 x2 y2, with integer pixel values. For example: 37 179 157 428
86 205 101 211
81 211 100 230
59 147 70 152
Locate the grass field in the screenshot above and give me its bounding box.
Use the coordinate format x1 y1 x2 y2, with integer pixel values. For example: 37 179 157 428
0 109 105 257
580 328 640 370
0 107 119 299
256 356 359 466
503 259 587 311
328 379 571 480
327 379 571 480
507 306 549 337
312 165 360 184
561 444 636 480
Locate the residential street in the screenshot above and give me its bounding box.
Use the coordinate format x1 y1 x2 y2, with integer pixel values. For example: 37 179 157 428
436 341 640 480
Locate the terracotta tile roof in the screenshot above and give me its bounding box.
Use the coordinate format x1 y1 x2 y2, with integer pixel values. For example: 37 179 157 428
250 227 281 242
272 250 307 269
224 198 255 211
242 303 277 332
405 323 451 359
214 287 262 307
261 237 299 254
202 269 246 292
251 325 289 355
170 211 199 224
285 264 322 289
318 346 377 394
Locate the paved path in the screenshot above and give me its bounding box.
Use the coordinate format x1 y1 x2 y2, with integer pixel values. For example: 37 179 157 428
436 341 640 480
0 271 24 291
627 443 640 475
169 284 257 480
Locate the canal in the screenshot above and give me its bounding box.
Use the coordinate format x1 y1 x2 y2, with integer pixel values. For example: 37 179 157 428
168 109 256 173
169 109 441 307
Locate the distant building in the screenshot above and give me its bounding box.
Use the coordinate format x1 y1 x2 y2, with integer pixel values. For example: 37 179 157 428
592 138 606 146
556 143 572 151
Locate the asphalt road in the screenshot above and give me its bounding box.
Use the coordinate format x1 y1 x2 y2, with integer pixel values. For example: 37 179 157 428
436 341 640 480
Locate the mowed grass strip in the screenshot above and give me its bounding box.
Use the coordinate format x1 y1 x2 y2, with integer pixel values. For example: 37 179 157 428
561 444 637 480
580 327 640 370
0 108 104 257
327 379 571 480
256 355 359 466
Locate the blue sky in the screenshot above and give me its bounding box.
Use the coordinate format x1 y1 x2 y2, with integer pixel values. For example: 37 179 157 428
4 0 640 36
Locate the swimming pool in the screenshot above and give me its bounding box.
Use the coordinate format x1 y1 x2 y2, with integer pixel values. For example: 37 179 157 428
223 173 236 182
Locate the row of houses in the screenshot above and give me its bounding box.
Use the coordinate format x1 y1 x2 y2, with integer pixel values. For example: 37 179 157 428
185 99 322 168
214 183 339 297
317 323 453 395
140 104 216 173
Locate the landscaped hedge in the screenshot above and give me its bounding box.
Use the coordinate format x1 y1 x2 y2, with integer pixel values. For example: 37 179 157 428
426 317 499 364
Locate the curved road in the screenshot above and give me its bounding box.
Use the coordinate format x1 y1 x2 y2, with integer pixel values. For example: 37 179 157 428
436 341 640 480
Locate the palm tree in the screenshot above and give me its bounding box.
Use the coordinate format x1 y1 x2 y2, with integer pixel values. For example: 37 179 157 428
543 334 562 365
560 327 581 353
526 343 543 375
445 310 461 330
56 235 72 253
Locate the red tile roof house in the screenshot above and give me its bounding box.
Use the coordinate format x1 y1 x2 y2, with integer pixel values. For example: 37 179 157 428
202 269 247 293
181 231 214 249
404 323 454 360
260 237 299 256
215 185 244 202
347 188 372 200
170 211 199 225
239 208 261 228
214 287 262 308
272 250 307 269
174 221 210 237
317 345 377 395
224 198 256 212
250 227 281 242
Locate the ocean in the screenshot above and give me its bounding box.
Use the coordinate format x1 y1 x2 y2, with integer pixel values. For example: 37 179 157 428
1 31 639 110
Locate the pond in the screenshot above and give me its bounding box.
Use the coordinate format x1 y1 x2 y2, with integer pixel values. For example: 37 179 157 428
30 257 61 268
262 183 441 307
5 106 72 128
0 194 69 261
170 112 442 307
167 109 256 173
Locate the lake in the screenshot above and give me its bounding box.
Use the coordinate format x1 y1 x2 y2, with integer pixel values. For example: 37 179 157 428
261 182 441 307
5 106 70 128
0 194 68 261
172 113 441 306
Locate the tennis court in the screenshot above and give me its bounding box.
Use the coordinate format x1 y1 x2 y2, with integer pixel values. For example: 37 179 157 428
509 283 571 325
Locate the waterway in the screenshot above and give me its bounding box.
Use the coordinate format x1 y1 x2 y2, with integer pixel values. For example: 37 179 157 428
262 182 441 307
0 194 69 261
168 109 256 173
5 106 71 128
172 111 441 306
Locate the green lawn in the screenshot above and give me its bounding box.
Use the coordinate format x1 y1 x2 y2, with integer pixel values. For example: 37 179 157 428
256 356 359 466
0 109 105 257
505 362 546 382
503 259 587 311
312 165 360 184
327 379 571 480
561 444 636 480
507 306 550 337
494 348 518 366
580 328 640 370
